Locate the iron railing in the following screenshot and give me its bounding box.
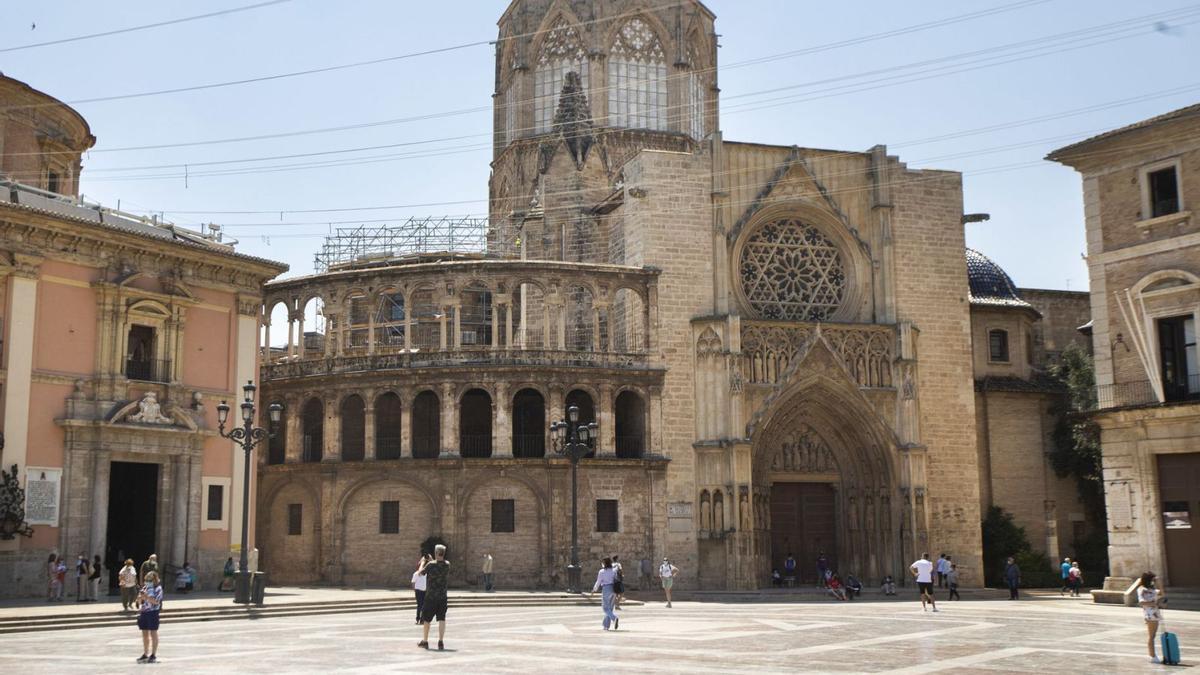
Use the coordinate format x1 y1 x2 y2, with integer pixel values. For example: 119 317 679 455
512 434 545 458
125 357 171 383
1090 377 1200 411
459 434 493 458
615 435 645 458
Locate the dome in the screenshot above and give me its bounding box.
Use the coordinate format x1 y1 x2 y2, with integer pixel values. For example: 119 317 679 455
965 248 1036 311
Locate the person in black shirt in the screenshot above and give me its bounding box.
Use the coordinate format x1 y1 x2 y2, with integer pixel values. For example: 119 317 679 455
418 544 450 651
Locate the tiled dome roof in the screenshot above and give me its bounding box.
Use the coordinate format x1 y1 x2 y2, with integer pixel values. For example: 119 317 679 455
965 248 1036 311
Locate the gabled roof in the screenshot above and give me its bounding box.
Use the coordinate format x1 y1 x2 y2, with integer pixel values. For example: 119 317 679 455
1046 103 1200 162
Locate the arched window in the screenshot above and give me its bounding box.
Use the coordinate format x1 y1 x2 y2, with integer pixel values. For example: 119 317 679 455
459 388 493 458
615 390 646 458
411 390 440 458
988 329 1010 362
375 392 402 460
607 18 667 131
512 388 546 458
565 389 596 458
534 18 589 134
301 398 324 463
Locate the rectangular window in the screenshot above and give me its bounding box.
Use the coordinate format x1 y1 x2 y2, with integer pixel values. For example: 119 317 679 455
1148 166 1180 218
47 171 60 194
206 484 224 521
596 499 619 533
988 329 1009 362
1158 315 1198 402
491 498 515 533
379 501 400 534
287 503 302 536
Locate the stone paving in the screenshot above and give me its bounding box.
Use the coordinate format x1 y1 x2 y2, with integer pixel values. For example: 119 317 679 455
0 593 1195 673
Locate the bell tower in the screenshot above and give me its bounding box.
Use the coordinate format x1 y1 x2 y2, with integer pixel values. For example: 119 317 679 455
487 0 718 263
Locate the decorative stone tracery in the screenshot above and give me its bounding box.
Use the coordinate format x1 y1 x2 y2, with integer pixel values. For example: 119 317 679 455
739 218 846 321
607 18 667 131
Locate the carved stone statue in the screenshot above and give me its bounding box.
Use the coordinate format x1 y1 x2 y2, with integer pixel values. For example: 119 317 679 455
129 392 172 425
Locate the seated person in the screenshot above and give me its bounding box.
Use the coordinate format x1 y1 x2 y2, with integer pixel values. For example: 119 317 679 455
175 568 190 593
771 569 783 587
845 574 863 599
881 574 896 596
827 574 848 601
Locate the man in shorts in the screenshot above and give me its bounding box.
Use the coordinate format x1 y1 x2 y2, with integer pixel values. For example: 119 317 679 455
910 552 938 612
418 544 451 650
659 557 679 608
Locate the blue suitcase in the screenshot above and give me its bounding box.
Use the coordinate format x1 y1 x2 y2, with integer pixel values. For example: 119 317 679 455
1162 630 1181 665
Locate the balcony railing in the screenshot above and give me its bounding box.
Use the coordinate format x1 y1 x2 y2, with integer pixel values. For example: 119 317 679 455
512 434 546 458
1089 376 1200 411
125 357 171 383
460 434 493 458
263 348 654 380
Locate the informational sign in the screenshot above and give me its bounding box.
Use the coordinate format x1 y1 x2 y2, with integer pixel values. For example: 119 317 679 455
1163 511 1191 530
24 467 62 527
668 502 693 533
1108 481 1133 530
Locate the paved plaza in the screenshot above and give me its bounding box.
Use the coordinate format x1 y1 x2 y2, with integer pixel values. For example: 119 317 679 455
0 593 1195 673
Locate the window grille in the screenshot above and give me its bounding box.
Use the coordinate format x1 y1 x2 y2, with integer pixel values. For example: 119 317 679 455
491 499 515 533
596 499 619 533
206 485 223 521
380 501 400 534
287 504 303 536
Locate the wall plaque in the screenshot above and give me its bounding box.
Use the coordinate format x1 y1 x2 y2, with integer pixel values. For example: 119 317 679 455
25 467 61 527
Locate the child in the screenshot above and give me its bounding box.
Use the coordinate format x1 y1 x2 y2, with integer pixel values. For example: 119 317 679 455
947 563 961 600
136 571 163 664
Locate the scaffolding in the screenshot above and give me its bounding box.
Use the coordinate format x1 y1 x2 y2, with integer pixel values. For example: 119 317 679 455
313 216 499 272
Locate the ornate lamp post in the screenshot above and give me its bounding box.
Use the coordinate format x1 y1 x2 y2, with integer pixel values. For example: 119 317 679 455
216 380 282 605
550 405 596 593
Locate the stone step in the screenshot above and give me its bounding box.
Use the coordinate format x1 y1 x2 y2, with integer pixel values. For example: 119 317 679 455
0 594 633 635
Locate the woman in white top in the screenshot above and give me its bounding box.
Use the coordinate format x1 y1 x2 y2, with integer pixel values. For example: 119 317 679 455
1137 571 1166 663
119 559 139 611
589 557 619 630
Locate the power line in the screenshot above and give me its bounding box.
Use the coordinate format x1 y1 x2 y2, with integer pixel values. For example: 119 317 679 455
0 0 295 54
3 0 1051 157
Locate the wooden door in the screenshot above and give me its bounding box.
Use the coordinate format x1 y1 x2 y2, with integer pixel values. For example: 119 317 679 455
770 482 836 584
1158 453 1200 587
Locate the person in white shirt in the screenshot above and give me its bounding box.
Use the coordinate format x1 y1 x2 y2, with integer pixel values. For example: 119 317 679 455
658 557 679 608
118 559 139 611
589 557 619 630
909 552 938 612
412 554 430 625
935 554 950 588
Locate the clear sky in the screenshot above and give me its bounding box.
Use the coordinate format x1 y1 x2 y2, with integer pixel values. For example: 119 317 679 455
2 0 1197 291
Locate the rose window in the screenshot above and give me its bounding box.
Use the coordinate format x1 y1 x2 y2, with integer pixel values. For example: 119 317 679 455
739 218 846 321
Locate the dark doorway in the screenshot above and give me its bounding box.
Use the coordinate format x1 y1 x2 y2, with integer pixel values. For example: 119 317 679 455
769 482 836 585
615 390 645 458
1158 453 1200 587
511 388 545 458
105 462 159 591
412 390 441 458
459 388 493 457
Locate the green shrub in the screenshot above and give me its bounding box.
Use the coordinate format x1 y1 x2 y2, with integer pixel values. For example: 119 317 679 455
1013 550 1060 588
981 506 1028 586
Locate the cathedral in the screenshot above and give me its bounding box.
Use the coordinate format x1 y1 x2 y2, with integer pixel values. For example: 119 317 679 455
253 0 1093 590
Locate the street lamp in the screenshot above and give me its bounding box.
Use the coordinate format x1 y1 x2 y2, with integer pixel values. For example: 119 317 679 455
550 404 596 593
216 380 282 604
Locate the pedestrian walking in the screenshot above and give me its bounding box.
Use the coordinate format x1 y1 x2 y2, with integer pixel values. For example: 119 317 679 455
658 557 679 608
816 552 829 588
139 554 158 586
1004 557 1021 600
412 554 430 624
909 552 938 612
590 557 619 630
75 554 90 601
418 544 450 651
1137 571 1167 663
611 554 625 610
119 559 138 611
947 563 961 600
1059 557 1072 595
936 554 950 588
135 571 163 664
90 554 104 601
1069 562 1083 597
482 552 494 592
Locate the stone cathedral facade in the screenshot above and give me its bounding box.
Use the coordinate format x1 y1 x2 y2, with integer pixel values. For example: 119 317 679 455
255 0 1092 590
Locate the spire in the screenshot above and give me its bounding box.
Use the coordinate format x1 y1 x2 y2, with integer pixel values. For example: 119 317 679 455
539 71 594 172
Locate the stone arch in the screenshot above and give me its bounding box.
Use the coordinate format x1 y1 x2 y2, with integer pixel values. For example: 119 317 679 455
531 7 590 134
512 387 547 458
335 474 440 586
411 389 440 458
459 387 494 458
565 387 596 458
614 389 646 458
604 14 670 131
374 391 403 460
458 473 549 587
262 478 322 584
300 397 324 462
340 394 366 462
1132 268 1200 295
